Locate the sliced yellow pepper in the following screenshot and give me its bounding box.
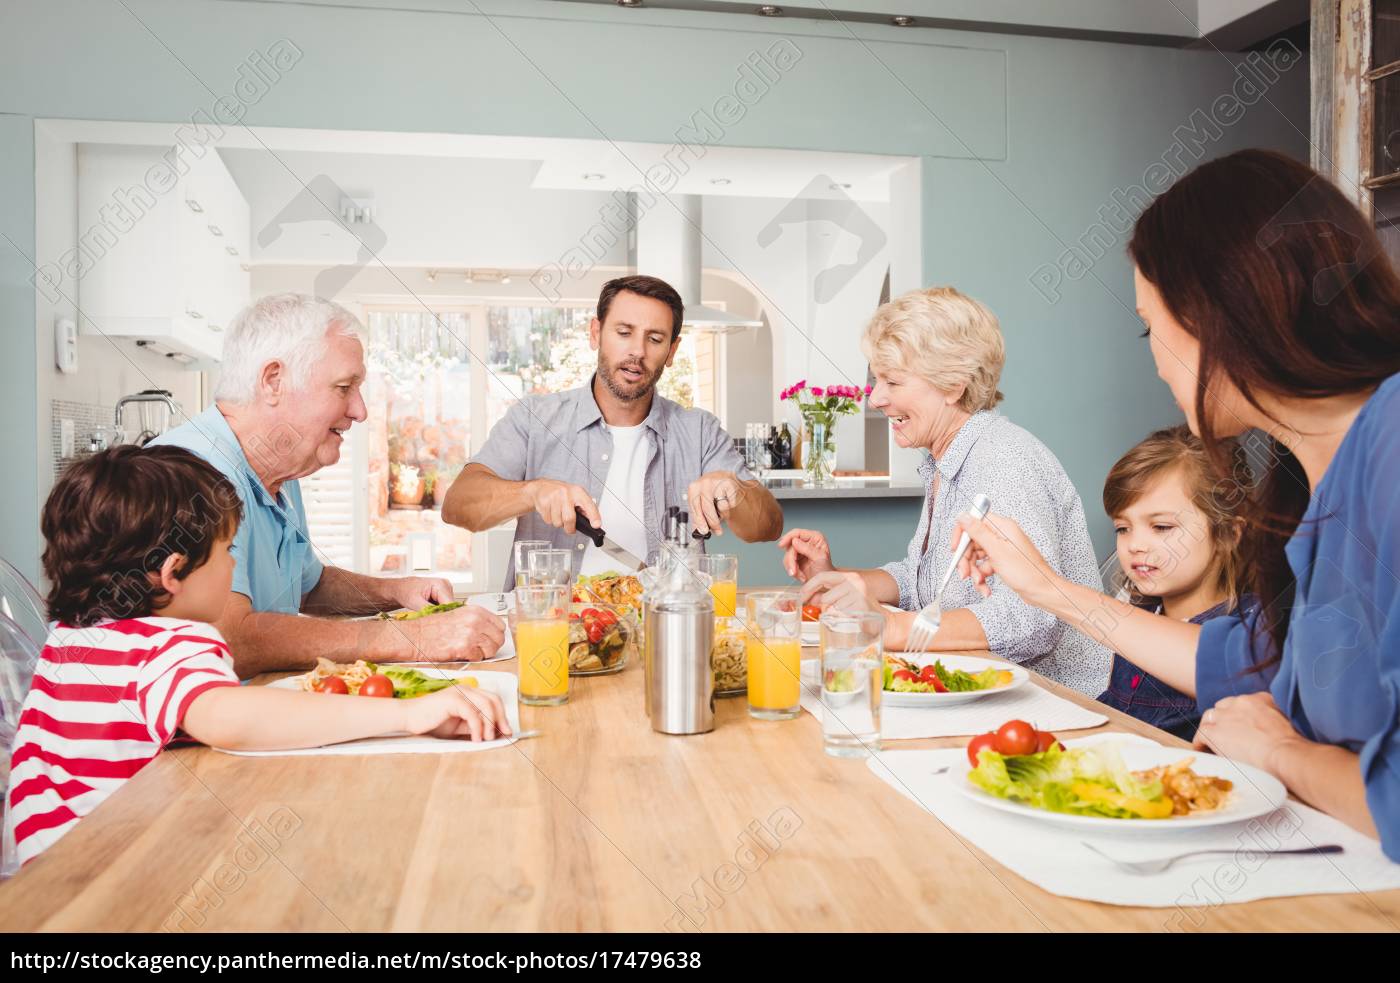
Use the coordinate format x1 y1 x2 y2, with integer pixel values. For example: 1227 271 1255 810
1070 782 1173 819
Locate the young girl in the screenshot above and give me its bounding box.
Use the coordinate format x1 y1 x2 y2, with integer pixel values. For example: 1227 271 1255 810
1095 426 1253 739
5 445 511 868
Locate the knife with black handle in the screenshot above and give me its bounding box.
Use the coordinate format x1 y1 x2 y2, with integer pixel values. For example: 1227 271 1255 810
573 509 648 572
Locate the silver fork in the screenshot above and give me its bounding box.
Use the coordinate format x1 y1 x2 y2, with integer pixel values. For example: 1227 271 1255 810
905 493 992 652
1081 840 1343 876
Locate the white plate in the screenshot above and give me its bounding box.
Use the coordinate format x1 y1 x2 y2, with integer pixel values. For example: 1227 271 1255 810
224 669 521 756
270 665 492 695
949 737 1289 831
881 654 1028 707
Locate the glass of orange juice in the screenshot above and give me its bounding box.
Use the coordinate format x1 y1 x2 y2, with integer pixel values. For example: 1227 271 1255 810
699 554 738 618
513 584 570 706
745 590 802 720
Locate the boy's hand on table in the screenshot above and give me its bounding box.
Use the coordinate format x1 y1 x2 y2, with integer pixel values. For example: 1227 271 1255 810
399 685 513 742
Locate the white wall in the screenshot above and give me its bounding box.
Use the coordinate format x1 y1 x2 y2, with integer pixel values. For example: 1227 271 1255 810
33 125 204 508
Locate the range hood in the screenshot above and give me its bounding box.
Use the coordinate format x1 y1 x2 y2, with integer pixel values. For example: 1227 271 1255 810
634 193 762 332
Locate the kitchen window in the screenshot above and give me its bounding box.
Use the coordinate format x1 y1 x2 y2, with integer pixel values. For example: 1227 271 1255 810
301 301 713 590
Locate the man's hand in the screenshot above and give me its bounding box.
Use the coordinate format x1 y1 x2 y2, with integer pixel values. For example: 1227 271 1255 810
527 478 600 534
687 471 744 537
391 576 456 610
778 528 836 582
399 685 513 742
397 604 507 663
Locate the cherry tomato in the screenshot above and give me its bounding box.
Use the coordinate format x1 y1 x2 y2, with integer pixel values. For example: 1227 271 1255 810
966 732 999 767
892 669 919 683
1035 730 1065 753
802 605 822 623
585 621 605 645
315 676 348 695
918 665 947 693
994 719 1039 757
596 609 618 628
359 674 394 698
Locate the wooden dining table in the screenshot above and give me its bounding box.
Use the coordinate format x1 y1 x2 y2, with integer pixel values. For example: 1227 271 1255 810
1 600 1397 933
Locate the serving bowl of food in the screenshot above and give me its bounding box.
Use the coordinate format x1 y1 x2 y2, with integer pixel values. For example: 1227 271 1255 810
712 616 748 697
567 602 638 675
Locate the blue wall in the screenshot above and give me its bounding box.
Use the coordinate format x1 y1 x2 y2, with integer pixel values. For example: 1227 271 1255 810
0 0 1309 580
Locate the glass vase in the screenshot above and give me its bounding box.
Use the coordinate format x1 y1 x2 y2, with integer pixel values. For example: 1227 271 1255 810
803 421 836 486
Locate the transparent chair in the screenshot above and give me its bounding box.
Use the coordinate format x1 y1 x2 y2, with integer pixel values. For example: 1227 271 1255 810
0 557 48 649
0 612 40 878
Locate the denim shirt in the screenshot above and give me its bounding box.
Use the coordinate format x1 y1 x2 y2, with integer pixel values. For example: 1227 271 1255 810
1099 597 1255 741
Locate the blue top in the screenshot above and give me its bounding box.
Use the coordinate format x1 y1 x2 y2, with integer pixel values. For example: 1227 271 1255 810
149 405 324 615
1196 373 1400 860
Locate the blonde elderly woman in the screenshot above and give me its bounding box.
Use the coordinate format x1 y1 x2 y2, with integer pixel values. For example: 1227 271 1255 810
781 287 1111 695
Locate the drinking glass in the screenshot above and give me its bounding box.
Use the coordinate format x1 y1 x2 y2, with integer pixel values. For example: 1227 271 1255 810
523 548 572 587
698 554 738 618
745 591 801 720
513 540 551 588
513 584 569 706
818 611 883 757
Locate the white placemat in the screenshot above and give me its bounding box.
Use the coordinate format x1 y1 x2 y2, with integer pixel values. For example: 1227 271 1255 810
799 661 1107 739
868 734 1400 909
215 671 522 757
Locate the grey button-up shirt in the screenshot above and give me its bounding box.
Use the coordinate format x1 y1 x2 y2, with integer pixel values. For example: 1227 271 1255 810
471 378 752 590
880 410 1113 697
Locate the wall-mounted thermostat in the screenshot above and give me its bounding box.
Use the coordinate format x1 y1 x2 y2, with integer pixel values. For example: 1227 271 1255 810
54 317 78 374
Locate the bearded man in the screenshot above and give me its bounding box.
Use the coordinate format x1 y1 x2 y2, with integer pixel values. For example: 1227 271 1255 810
443 275 782 587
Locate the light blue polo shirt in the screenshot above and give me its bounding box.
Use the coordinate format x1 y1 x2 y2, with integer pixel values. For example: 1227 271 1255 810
149 404 324 614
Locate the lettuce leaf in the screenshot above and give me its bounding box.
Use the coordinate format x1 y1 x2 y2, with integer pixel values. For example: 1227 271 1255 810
379 666 457 699
933 661 1002 692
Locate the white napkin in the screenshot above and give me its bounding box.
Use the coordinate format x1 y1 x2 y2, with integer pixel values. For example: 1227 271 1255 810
868 735 1400 909
468 593 515 662
799 661 1107 739
215 672 522 757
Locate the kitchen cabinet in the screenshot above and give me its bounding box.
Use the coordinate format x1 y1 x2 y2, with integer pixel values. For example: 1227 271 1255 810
76 143 251 368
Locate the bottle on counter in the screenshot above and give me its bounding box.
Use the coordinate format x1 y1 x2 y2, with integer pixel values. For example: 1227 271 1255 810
771 423 794 469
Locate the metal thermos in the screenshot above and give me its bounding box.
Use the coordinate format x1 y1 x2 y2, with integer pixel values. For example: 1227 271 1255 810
643 509 715 734
645 592 714 735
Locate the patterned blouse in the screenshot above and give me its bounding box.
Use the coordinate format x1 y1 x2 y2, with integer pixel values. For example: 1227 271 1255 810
880 411 1113 696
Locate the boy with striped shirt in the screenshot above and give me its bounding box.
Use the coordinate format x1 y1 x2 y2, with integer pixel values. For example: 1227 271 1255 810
6 445 510 868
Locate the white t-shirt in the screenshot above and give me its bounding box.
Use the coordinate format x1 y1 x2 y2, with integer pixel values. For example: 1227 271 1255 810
579 423 651 576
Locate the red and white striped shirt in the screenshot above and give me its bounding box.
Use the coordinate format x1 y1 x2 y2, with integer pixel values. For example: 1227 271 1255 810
5 617 239 867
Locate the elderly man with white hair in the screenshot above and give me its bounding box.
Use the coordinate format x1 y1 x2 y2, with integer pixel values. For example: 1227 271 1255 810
151 293 505 676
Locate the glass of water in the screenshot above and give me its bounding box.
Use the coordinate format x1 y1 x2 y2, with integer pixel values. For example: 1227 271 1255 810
818 610 883 757
524 548 573 587
514 540 551 588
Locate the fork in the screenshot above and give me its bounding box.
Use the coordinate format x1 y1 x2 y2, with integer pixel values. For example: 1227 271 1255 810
905 493 992 652
1081 840 1343 875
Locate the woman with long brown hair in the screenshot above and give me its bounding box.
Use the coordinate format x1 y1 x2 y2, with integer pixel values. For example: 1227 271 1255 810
951 149 1400 855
